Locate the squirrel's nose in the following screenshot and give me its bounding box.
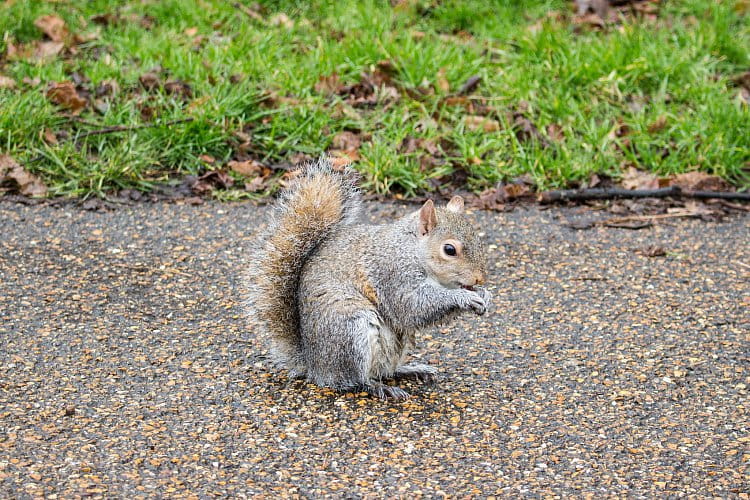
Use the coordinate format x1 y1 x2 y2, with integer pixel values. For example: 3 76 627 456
474 273 485 286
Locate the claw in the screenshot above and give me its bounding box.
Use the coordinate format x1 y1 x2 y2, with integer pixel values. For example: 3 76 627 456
358 382 410 401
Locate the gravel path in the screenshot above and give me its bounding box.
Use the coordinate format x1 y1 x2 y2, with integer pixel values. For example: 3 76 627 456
1 201 748 497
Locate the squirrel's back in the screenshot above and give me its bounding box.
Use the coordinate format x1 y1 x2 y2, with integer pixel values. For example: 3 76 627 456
247 158 361 372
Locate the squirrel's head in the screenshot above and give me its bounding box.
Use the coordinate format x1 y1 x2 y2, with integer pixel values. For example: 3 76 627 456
416 196 488 290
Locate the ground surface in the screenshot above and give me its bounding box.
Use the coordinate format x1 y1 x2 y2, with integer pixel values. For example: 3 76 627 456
0 200 748 497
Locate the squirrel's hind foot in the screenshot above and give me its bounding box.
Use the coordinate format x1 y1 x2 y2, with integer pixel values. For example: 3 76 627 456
393 363 438 384
357 382 410 401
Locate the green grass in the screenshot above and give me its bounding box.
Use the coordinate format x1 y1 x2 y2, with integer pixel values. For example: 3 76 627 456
0 0 748 198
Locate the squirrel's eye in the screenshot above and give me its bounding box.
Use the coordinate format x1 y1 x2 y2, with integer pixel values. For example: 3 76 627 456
443 243 457 256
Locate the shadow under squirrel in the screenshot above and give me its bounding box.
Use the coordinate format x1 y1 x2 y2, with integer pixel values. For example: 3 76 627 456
248 158 492 400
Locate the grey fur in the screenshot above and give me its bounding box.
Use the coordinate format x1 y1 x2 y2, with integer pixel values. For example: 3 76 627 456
248 158 491 400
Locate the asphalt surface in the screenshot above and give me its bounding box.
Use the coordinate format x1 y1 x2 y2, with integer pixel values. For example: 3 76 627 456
0 200 748 497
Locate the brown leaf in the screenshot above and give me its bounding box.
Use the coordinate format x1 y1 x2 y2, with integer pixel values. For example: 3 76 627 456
91 13 118 26
42 128 59 145
244 176 267 192
0 155 48 197
647 115 668 134
198 154 216 165
399 137 440 157
5 39 19 60
464 115 500 132
546 123 564 142
314 73 342 95
584 173 602 189
575 0 609 18
472 187 506 211
164 79 193 98
139 72 161 91
436 68 450 93
33 41 64 62
621 167 659 190
574 12 606 29
184 27 198 37
668 172 731 192
329 148 360 163
34 14 69 42
191 170 233 194
331 131 361 151
512 113 549 146
95 79 120 97
270 13 294 29
679 200 721 218
329 156 354 170
73 30 100 44
46 81 87 112
228 159 265 177
0 75 16 89
503 183 532 200
457 75 481 95
23 76 42 87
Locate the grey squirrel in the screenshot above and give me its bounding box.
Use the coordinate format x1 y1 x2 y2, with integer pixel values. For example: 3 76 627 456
248 158 492 400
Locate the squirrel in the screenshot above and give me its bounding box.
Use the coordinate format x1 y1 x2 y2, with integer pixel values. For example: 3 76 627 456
248 157 492 400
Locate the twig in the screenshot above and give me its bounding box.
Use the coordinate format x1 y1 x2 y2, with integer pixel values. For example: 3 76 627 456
539 186 750 203
565 210 712 231
604 211 702 223
233 2 266 23
75 118 194 140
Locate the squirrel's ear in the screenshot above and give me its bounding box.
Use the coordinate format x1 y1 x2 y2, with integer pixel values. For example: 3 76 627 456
446 195 464 213
418 199 437 236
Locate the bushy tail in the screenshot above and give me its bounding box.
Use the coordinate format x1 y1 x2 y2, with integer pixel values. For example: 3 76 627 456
248 158 361 372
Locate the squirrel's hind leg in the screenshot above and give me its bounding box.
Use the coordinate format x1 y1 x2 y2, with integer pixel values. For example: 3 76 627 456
393 363 438 384
302 307 411 401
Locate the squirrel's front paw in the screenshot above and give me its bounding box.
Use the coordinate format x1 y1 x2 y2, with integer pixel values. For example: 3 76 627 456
465 290 488 315
476 288 493 314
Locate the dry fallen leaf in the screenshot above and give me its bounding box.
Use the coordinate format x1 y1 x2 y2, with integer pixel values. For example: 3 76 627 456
546 123 564 142
164 79 193 98
503 183 532 200
198 154 216 165
191 170 233 194
228 159 265 177
42 128 59 145
46 81 87 112
668 171 731 192
139 72 161 91
0 155 48 197
314 73 342 95
329 156 353 170
436 68 450 93
270 13 294 29
329 148 360 163
0 75 16 89
647 115 668 134
464 115 500 132
621 167 660 190
471 187 506 211
457 75 481 95
244 176 266 192
33 41 65 62
34 14 69 42
73 30 100 44
331 131 361 151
